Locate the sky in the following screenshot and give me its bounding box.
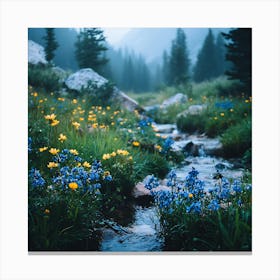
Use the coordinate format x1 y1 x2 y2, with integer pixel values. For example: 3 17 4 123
103 28 131 45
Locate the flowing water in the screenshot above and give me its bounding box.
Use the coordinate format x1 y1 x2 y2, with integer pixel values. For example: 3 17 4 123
100 124 244 252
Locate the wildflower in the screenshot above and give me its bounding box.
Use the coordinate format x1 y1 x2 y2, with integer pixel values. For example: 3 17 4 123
39 99 44 103
39 147 48 152
49 148 60 155
110 152 116 157
189 193 193 198
230 108 234 112
28 137 32 153
33 92 38 97
132 141 140 147
106 106 111 110
92 123 98 128
72 99 78 104
128 156 133 161
79 117 84 121
83 161 91 168
117 149 129 156
214 117 218 120
208 199 220 211
102 153 111 160
69 182 78 190
103 171 112 181
232 180 242 193
186 201 202 214
44 113 56 120
58 97 65 101
245 99 249 103
220 112 225 117
51 119 60 126
44 209 50 214
154 144 162 152
29 168 45 188
144 175 160 190
58 133 67 142
111 122 115 126
47 162 58 168
72 121 80 129
69 149 79 155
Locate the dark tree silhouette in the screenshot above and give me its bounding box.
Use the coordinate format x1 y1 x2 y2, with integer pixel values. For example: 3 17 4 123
222 28 252 94
43 28 59 63
75 28 108 73
168 28 191 85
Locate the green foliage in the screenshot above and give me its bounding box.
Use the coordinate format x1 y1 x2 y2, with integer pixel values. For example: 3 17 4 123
75 28 108 73
28 64 61 92
43 28 59 62
221 119 252 158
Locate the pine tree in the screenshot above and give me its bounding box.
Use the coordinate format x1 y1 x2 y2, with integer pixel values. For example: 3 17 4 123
215 32 227 77
43 28 59 63
75 28 108 73
168 28 191 85
222 28 252 94
193 29 218 82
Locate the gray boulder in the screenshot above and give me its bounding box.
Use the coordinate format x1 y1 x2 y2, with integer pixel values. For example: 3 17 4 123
177 104 207 117
28 40 47 65
162 93 187 108
65 68 142 112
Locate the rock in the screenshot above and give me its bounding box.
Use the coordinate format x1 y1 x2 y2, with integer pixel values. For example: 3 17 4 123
177 104 207 117
144 104 160 112
65 68 107 91
65 68 142 112
133 179 170 199
28 40 47 65
171 140 189 152
162 93 187 108
215 162 232 171
152 123 176 134
183 141 202 156
52 66 67 83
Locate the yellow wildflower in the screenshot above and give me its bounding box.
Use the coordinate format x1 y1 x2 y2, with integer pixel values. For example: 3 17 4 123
106 106 111 110
117 149 129 156
111 122 115 126
72 99 78 104
39 147 48 152
44 209 50 214
44 113 56 120
33 92 38 97
104 171 110 177
132 141 140 147
51 119 60 126
128 156 133 161
72 121 80 129
83 161 91 168
69 149 79 155
47 162 58 168
49 148 60 155
57 97 65 101
155 145 162 152
214 117 218 120
230 108 234 112
110 152 117 157
92 123 98 128
58 133 67 142
189 193 193 198
69 182 78 190
79 117 84 121
39 99 44 103
102 153 111 160
220 113 225 117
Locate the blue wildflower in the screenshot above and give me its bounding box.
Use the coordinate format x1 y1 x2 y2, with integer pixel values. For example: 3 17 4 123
186 201 202 214
144 175 159 190
29 168 45 188
232 180 242 193
208 199 220 211
28 137 32 153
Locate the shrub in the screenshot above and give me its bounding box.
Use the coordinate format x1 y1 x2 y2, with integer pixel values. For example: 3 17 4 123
28 64 61 92
220 119 252 158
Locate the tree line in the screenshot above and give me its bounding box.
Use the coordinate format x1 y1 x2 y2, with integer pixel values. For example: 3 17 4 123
40 27 251 94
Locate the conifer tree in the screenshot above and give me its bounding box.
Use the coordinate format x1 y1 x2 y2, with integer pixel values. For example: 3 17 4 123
168 28 191 85
75 28 108 73
215 32 227 77
43 28 59 63
193 29 218 82
222 28 252 94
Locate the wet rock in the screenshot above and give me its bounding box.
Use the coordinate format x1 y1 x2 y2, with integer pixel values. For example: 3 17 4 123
177 104 207 117
152 123 176 134
215 162 232 171
184 141 202 156
144 104 160 112
162 93 187 108
28 40 47 65
133 180 170 199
